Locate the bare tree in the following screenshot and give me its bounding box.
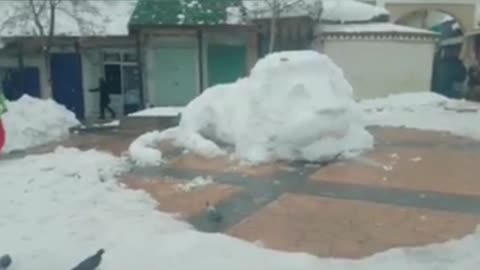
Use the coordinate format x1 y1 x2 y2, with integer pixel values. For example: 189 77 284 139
0 0 101 89
246 0 323 53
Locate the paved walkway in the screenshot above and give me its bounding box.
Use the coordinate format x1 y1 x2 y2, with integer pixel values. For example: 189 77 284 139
9 126 480 258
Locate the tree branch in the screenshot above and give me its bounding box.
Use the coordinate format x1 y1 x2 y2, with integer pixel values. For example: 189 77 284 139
28 0 46 37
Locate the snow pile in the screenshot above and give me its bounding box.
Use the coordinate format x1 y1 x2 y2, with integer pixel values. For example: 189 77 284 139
129 51 373 164
0 0 137 37
322 0 389 22
129 106 184 117
175 176 214 192
2 95 79 153
361 92 480 140
127 129 176 166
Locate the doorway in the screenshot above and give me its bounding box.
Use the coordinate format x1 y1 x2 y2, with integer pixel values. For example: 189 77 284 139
50 53 85 119
102 51 142 117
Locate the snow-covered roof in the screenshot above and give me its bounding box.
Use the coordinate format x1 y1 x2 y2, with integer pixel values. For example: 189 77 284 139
243 0 322 20
322 0 389 23
0 0 137 37
321 23 437 35
245 0 389 23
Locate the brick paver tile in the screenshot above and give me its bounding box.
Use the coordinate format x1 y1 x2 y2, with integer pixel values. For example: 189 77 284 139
123 175 242 218
169 153 293 178
371 127 474 146
228 194 480 258
310 146 480 196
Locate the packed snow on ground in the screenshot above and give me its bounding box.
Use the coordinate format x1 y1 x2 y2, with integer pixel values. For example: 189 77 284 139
0 0 137 37
360 92 480 140
94 120 120 128
2 95 79 153
129 107 184 117
129 51 374 164
4 147 480 269
175 176 214 192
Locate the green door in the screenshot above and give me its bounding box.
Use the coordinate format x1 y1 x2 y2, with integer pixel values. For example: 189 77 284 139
153 47 198 106
207 44 247 87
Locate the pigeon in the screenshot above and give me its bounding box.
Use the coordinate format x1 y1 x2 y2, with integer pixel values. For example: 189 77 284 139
0 254 11 269
206 201 223 223
71 249 104 270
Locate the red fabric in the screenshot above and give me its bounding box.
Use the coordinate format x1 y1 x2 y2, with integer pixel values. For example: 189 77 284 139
0 119 5 153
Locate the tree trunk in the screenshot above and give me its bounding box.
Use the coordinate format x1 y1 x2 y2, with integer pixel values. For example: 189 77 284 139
268 0 279 53
44 0 57 93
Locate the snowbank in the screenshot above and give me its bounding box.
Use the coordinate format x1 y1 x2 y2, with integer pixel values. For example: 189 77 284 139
2 95 79 153
361 92 480 140
129 51 373 164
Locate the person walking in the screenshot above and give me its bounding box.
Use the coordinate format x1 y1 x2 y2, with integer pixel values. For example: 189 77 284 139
90 78 116 120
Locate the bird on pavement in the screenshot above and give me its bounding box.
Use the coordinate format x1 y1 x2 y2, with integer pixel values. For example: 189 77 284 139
0 254 11 270
71 249 104 270
206 201 223 223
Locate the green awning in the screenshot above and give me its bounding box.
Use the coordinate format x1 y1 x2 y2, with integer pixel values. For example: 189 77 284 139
129 0 246 26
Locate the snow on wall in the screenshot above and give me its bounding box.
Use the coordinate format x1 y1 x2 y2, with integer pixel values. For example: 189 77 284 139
320 38 436 99
323 0 389 22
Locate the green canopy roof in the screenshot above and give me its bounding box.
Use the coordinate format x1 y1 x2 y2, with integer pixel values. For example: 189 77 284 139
129 0 246 26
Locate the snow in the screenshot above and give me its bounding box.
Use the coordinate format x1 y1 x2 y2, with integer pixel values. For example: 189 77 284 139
129 51 373 164
6 141 480 269
361 92 480 140
244 0 388 22
129 107 184 117
226 6 244 24
94 120 120 128
127 129 175 167
0 0 137 37
243 0 323 20
2 95 79 153
322 0 389 22
175 176 214 192
321 23 436 35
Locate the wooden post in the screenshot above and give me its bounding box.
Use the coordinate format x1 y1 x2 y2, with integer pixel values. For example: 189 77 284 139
197 29 205 92
135 30 145 109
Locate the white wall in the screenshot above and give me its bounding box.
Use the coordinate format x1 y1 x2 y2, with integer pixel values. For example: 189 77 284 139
81 49 102 119
319 38 436 99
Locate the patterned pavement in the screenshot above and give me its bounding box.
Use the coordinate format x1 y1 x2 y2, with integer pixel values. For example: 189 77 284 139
10 126 480 258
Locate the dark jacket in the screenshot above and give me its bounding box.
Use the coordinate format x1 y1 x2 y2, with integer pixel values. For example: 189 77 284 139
90 80 111 105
